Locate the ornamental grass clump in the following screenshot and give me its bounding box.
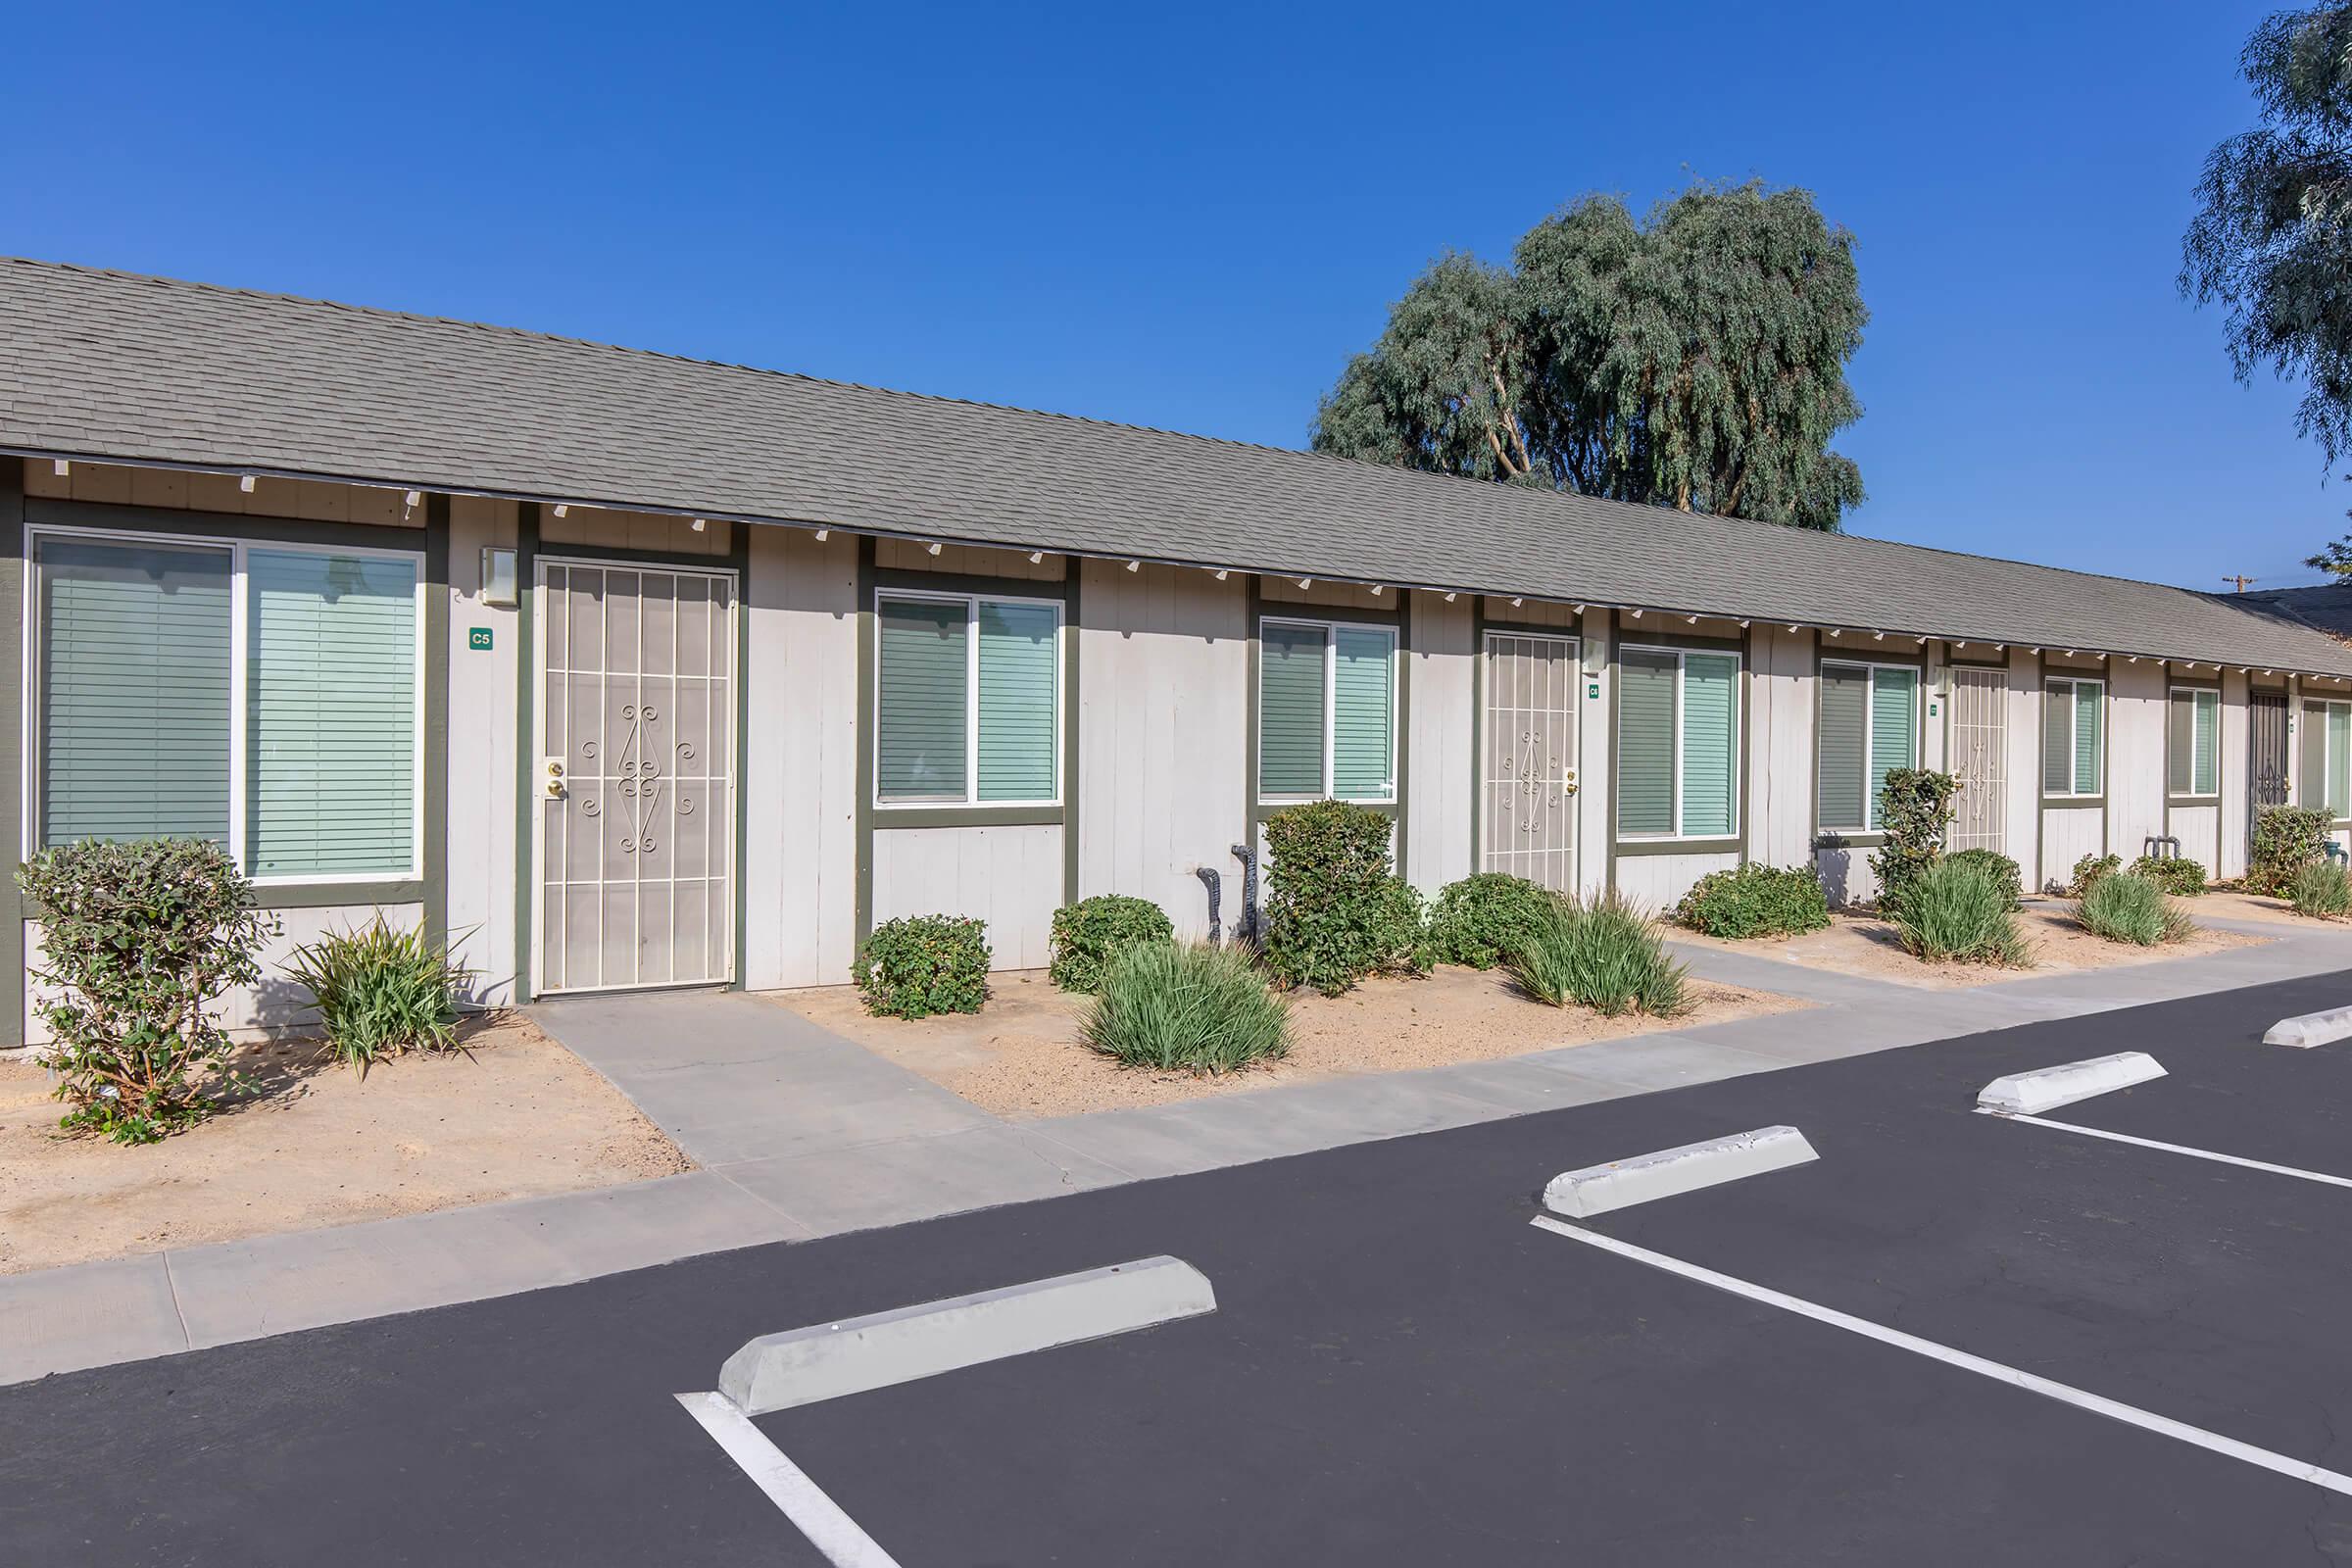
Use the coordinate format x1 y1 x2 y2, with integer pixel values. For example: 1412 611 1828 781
1079 941 1292 1074
2076 871 2194 947
854 915 991 1018
2290 858 2352 920
282 916 475 1077
1943 849 2025 911
17 837 270 1145
1507 892 1690 1017
1891 858 2032 967
1427 872 1560 969
1048 895 1173 993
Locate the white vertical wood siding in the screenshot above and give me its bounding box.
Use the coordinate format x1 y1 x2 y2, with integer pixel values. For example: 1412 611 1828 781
2107 659 2165 862
1406 590 1474 897
1577 608 1613 898
1748 625 1815 869
2220 668 2251 880
2170 805 2221 878
2040 808 2104 891
870 824 1061 969
743 526 861 988
1615 852 1738 912
1074 562 1247 941
2003 649 2042 868
444 495 520 1003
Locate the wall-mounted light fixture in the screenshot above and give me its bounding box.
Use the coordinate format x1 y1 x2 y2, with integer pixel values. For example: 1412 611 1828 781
480 546 519 608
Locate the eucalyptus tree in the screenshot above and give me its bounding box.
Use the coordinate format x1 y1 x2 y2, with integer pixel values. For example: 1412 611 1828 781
1312 179 1868 530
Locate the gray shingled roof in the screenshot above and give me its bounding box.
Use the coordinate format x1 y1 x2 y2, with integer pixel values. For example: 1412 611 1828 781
2243 582 2352 643
7 256 2352 678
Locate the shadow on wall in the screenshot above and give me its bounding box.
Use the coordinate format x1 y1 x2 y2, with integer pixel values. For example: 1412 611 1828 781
1815 841 1856 910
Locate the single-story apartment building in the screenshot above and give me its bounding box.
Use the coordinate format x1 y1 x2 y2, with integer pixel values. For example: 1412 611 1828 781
5 257 2352 1039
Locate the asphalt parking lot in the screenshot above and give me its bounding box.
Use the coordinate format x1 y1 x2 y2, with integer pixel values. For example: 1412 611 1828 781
8 973 2352 1565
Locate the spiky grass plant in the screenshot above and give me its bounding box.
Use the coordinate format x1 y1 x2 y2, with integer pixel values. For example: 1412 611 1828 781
1507 892 1690 1017
1891 858 2033 966
2290 858 2352 920
2076 871 2194 948
282 917 475 1077
1079 941 1292 1074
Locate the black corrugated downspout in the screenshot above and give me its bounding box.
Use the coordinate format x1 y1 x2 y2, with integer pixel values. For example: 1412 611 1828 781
1194 865 1222 945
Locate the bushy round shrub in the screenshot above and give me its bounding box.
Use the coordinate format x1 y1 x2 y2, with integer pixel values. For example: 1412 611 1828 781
2290 858 2352 919
2251 806 2333 896
17 837 270 1144
1508 892 1690 1017
1892 858 2032 966
2077 871 2193 947
1427 872 1559 968
1943 849 2024 911
1048 896 1173 993
1079 941 1292 1074
282 916 475 1077
1674 862 1829 940
1260 801 1428 995
853 914 991 1018
2129 854 2206 899
2068 853 2122 898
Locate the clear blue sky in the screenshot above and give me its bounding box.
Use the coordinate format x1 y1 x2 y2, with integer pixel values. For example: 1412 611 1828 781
3 1 2334 592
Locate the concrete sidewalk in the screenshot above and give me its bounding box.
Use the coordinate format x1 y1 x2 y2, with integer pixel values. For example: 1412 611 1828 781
5 929 2349 1388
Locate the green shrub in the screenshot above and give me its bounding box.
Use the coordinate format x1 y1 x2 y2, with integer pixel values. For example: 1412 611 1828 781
282 916 474 1077
2251 806 2333 896
1079 941 1292 1073
2290 858 2352 919
2077 871 2193 947
1048 896 1173 993
2068 853 2122 898
1508 893 1690 1017
854 915 991 1018
1944 849 2024 911
1869 768 1960 915
17 838 269 1145
1891 858 2032 966
1673 862 1830 940
2129 854 2206 898
1260 801 1428 995
1427 873 1560 968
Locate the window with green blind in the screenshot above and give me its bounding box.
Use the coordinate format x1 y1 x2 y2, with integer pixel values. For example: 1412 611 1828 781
2305 700 2352 821
874 590 1060 807
1616 645 1740 839
1817 661 1918 832
30 532 422 879
2167 687 2220 799
2042 677 2104 797
1256 616 1396 802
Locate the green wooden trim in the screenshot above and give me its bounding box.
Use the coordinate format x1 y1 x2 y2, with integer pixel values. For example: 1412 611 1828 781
511 502 540 1001
530 536 737 571
1813 831 1886 850
1254 593 1401 626
873 805 1064 829
1616 836 1741 858
2166 795 2222 807
2042 795 2106 809
421 495 450 952
1616 625 1743 653
728 525 753 990
251 880 429 909
1395 603 1412 871
0 460 22 1045
875 564 1075 605
1062 564 1082 907
1479 616 1580 639
1739 626 1754 864
1243 575 1260 842
854 536 877 948
25 496 426 554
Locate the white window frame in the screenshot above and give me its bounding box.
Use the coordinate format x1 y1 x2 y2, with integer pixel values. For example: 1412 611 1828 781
2168 684 2221 801
1618 642 1744 843
1256 614 1399 807
2043 675 2105 800
2312 698 2352 822
871 586 1064 810
1817 659 1922 835
21 522 428 885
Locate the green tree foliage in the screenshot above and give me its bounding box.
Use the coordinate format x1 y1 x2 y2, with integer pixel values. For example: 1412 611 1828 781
1313 180 1867 530
2183 4 2352 521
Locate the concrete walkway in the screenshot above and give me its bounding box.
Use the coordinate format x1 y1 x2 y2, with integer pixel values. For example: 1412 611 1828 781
5 927 2349 1388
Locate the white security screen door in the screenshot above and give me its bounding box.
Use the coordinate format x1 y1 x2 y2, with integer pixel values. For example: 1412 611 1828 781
1483 633 1580 890
1949 665 2006 854
535 560 736 993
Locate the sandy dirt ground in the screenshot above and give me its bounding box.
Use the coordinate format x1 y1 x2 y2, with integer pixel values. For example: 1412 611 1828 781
2193 889 2351 927
0 1015 690 1274
1673 903 2266 990
778 966 1803 1120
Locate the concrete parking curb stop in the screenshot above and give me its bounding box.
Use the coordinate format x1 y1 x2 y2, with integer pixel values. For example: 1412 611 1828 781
717 1254 1216 1416
1977 1052 2166 1115
1542 1125 1818 1218
2261 1004 2352 1049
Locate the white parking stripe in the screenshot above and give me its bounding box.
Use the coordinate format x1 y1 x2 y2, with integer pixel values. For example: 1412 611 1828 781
1532 1216 2352 1498
675 1391 903 1567
1980 1108 2352 1190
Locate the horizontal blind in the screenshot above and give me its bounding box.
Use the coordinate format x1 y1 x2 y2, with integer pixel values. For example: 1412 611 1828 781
247 550 419 877
1867 667 1918 830
1330 626 1395 799
1816 663 1867 830
1616 649 1678 835
2305 703 2329 812
976 600 1057 803
1681 653 1739 837
2043 682 2074 794
1259 622 1328 797
38 538 232 847
2332 706 2352 821
877 596 968 802
2167 690 2193 796
2193 690 2219 796
2074 681 2104 796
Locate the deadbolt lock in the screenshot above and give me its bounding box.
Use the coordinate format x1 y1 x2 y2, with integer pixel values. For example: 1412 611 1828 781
1563 766 1580 797
543 757 566 799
